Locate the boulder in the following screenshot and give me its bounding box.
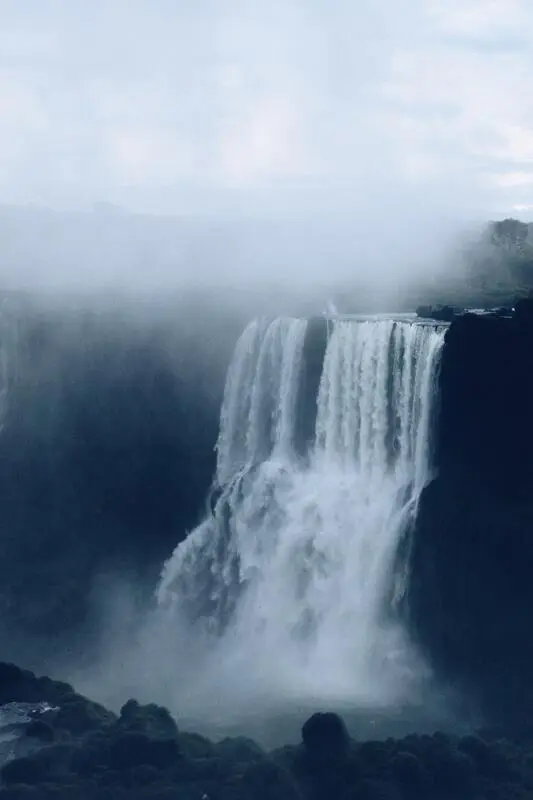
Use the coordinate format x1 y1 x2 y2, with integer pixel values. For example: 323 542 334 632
243 760 303 800
51 694 115 737
391 751 424 788
1 757 46 786
0 663 74 707
214 736 264 763
301 712 350 764
24 720 54 743
117 698 178 740
107 731 180 771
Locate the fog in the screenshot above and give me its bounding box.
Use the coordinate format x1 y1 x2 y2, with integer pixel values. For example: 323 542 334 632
0 0 525 744
0 202 470 307
2 1 532 305
57 576 467 748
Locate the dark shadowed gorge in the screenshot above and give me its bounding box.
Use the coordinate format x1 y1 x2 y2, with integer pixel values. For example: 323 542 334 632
0 295 241 661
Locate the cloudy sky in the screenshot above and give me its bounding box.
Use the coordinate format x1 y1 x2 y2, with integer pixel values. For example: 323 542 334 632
1 0 533 218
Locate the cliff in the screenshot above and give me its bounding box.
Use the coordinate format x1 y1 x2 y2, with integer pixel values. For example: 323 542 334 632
409 300 533 730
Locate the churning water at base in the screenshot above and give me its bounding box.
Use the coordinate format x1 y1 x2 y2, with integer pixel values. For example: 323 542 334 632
157 317 445 717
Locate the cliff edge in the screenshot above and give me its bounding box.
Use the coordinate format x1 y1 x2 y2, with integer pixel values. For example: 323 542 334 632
409 299 533 730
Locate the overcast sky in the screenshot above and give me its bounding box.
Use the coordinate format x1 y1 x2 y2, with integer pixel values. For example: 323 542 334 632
1 0 533 219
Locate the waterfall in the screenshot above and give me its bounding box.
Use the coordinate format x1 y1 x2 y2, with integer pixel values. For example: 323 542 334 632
158 316 445 708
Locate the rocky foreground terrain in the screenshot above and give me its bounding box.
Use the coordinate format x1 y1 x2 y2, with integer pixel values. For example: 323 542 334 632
1 663 533 799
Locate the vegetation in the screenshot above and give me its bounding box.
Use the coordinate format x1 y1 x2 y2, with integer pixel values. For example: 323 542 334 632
460 219 533 300
3 663 533 798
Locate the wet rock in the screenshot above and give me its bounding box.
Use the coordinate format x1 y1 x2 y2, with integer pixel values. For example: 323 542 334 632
514 296 533 325
117 698 178 740
346 779 401 800
459 734 491 763
107 731 180 771
0 663 73 708
0 787 41 800
127 763 160 787
179 732 217 759
29 744 81 783
24 721 54 743
301 712 350 764
294 316 329 458
391 751 424 788
243 759 303 800
52 693 116 736
214 736 264 764
429 748 477 793
1 756 46 786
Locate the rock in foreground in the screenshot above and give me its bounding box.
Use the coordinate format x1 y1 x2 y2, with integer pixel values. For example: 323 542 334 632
1 663 533 798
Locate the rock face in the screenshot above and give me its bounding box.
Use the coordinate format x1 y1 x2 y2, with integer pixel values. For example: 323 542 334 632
294 316 329 458
437 309 533 493
409 304 533 728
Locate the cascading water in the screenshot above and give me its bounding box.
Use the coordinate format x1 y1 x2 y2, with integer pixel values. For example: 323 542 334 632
158 316 445 712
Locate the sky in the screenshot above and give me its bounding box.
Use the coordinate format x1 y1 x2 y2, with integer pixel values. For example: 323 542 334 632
1 0 533 219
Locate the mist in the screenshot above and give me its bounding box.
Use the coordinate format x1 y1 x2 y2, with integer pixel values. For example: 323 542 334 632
54 565 464 748
1 202 471 308
0 0 527 751
2 1 530 306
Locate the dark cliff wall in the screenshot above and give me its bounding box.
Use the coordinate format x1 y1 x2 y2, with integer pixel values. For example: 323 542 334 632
409 303 533 730
437 308 533 495
0 300 242 650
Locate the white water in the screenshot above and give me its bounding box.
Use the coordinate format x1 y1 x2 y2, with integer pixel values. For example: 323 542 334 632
0 702 56 766
158 317 445 713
